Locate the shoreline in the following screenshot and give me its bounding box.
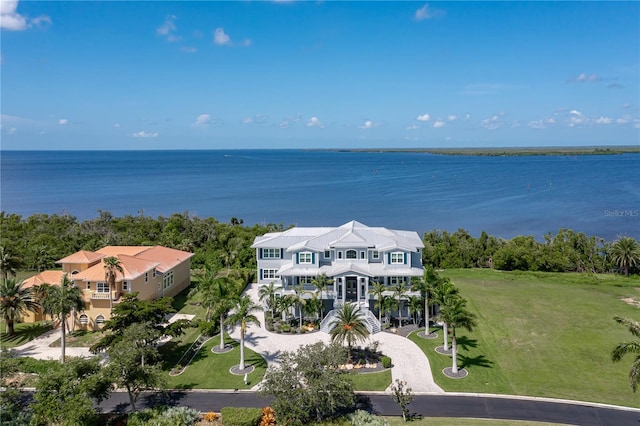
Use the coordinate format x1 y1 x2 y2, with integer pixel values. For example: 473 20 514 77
310 145 640 156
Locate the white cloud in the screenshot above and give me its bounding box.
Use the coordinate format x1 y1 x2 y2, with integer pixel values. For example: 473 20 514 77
242 117 253 124
415 3 443 21
307 116 324 128
528 120 545 129
447 115 457 121
1 0 51 31
157 15 177 36
594 116 612 125
132 131 159 138
358 120 378 129
405 124 419 130
214 28 231 45
280 119 289 128
433 120 446 128
416 113 430 122
574 73 599 82
58 118 68 125
569 109 582 116
194 114 211 126
481 115 503 130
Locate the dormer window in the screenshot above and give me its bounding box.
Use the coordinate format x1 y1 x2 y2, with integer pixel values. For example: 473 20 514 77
346 250 357 259
299 252 313 264
390 252 406 264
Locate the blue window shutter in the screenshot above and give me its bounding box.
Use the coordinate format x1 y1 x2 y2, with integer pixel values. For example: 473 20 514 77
280 248 283 258
259 248 262 259
296 253 299 264
312 253 316 264
388 253 391 264
404 253 407 264
259 269 263 280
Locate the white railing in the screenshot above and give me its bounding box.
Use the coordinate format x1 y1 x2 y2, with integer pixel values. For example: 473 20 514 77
365 309 381 334
320 309 338 334
91 292 111 300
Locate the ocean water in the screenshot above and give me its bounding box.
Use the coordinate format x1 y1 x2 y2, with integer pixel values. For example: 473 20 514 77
1 150 638 241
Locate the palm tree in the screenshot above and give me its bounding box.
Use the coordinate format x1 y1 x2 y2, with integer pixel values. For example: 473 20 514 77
42 274 85 363
103 256 123 312
439 295 476 374
371 280 386 324
276 294 296 322
258 281 281 319
329 302 370 354
0 246 20 283
34 283 53 321
412 265 440 333
203 272 238 350
612 316 640 392
225 295 261 370
392 280 409 325
433 278 459 351
303 292 323 323
408 296 424 326
311 273 332 320
381 295 396 327
610 237 640 276
0 279 39 336
292 283 308 331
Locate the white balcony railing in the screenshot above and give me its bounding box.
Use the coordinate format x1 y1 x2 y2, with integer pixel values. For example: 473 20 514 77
91 292 111 300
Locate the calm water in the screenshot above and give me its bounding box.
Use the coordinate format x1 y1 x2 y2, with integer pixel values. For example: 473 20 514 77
1 150 638 241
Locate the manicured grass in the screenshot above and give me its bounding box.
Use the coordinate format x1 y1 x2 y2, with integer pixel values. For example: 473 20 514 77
49 330 104 348
414 269 640 408
0 321 53 349
347 369 392 391
164 333 267 389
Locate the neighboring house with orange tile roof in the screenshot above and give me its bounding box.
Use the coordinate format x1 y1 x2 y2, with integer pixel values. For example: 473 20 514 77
21 245 194 330
20 270 65 323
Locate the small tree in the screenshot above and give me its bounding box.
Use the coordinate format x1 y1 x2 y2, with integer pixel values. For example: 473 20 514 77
0 279 39 336
439 295 476 374
258 281 281 319
260 341 355 425
311 273 332 320
612 316 640 392
610 237 640 276
371 279 386 325
103 256 123 312
225 295 261 370
390 379 414 422
329 302 370 355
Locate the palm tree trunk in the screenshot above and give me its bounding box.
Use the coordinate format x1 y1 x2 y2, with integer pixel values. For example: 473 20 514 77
220 313 225 350
7 319 15 336
424 296 430 333
299 303 303 331
239 330 246 370
443 323 449 351
60 317 66 364
451 327 458 374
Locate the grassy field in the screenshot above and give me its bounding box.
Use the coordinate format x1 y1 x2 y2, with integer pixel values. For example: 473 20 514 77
413 269 640 408
0 321 53 349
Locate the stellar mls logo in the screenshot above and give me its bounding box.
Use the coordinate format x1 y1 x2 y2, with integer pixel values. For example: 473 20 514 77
604 209 639 217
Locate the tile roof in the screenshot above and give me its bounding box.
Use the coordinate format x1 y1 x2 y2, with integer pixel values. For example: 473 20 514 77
97 246 151 257
135 246 194 273
56 250 104 264
21 271 65 288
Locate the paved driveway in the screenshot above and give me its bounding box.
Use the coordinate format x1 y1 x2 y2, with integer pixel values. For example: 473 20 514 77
228 284 443 393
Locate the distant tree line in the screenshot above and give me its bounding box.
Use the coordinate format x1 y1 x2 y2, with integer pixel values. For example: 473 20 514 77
1 211 638 276
423 228 639 274
0 210 286 274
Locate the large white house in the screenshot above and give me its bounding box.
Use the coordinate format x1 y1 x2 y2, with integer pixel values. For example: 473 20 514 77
251 220 424 333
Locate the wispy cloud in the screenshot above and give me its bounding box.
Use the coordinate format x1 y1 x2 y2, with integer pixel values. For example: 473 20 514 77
157 15 180 41
416 113 430 122
58 118 69 125
1 0 51 31
358 120 378 129
132 131 159 138
307 116 324 128
414 3 444 21
181 46 197 53
570 72 599 83
213 27 251 47
433 120 446 128
194 114 211 126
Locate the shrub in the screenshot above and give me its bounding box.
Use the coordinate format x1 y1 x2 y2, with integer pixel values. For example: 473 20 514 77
381 356 392 369
221 407 263 426
127 406 200 426
204 412 220 422
350 409 389 426
259 406 276 426
199 320 219 337
281 324 291 333
162 406 200 425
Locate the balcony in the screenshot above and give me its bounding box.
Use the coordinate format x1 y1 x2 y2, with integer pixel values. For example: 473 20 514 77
91 291 112 300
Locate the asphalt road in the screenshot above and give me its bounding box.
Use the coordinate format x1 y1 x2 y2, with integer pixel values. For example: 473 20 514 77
97 391 640 426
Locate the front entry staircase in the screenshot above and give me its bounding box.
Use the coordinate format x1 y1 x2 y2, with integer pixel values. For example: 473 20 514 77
319 304 381 334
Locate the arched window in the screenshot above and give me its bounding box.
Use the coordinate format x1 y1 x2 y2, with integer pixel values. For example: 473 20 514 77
346 250 357 259
79 314 89 325
95 315 106 326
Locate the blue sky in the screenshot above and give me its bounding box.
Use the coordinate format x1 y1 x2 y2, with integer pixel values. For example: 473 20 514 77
1 1 639 150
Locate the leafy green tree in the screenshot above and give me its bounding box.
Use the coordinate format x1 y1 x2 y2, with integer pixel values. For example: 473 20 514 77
31 357 112 426
90 292 187 353
432 278 459 351
329 302 370 353
225 295 261 370
612 316 640 392
439 295 476 374
0 279 39 336
0 350 31 425
106 323 167 411
408 296 423 326
103 255 123 312
0 246 20 283
311 273 332 320
371 279 387 325
276 293 296 322
303 292 323 322
610 237 640 276
42 274 85 363
258 281 281 319
390 379 414 422
260 341 355 425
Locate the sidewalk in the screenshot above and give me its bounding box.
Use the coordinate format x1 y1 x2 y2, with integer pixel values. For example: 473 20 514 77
228 284 444 394
12 327 93 361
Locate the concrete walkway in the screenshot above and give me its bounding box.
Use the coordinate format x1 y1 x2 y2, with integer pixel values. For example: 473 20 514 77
13 327 93 361
228 284 444 393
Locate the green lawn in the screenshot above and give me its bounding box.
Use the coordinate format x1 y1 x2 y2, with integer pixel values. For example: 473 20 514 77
49 330 104 348
412 269 640 408
163 333 267 389
347 369 392 391
0 321 53 349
